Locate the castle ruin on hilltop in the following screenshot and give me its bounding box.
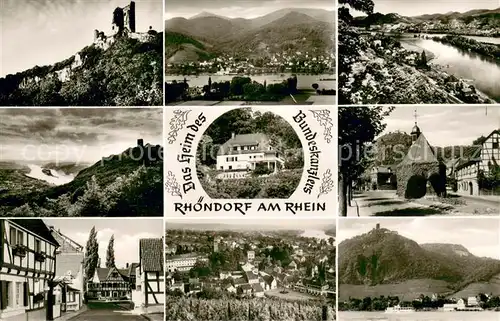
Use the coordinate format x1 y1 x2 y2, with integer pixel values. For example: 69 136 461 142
94 1 157 50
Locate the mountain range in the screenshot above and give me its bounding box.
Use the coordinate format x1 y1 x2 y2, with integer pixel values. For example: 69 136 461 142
353 7 500 28
339 226 500 298
165 8 335 63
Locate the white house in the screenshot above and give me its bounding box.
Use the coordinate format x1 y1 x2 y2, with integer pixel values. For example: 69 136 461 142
216 133 285 173
0 219 59 321
165 253 208 272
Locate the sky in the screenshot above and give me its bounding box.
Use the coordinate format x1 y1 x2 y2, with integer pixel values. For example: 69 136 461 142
44 218 163 268
165 0 334 19
339 218 500 260
348 0 499 17
0 108 162 164
379 106 499 147
166 218 336 231
1 0 163 77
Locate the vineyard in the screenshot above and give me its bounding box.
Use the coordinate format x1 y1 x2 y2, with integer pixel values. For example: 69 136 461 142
166 297 335 321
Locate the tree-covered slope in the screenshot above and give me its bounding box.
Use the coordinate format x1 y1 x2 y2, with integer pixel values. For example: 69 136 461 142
0 33 163 106
339 227 500 291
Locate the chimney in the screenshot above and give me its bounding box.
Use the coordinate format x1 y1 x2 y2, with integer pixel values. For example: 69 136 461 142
376 223 380 230
137 139 144 147
126 263 129 268
231 133 235 139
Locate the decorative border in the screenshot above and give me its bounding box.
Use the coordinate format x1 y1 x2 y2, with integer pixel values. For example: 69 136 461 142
167 110 191 144
165 171 182 199
318 169 334 199
310 109 334 143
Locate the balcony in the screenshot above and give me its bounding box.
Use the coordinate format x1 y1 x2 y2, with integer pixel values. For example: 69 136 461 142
12 244 27 258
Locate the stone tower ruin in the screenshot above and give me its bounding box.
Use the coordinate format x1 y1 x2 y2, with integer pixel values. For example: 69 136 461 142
112 1 136 35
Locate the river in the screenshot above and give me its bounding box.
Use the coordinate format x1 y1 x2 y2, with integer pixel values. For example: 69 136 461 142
397 34 500 102
165 74 336 90
339 311 500 320
25 164 75 185
300 229 330 240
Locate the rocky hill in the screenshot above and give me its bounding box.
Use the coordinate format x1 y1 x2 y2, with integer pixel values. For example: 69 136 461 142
0 32 163 106
165 8 335 62
338 226 500 293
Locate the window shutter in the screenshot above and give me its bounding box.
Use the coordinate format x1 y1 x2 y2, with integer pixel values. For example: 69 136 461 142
23 282 29 307
1 281 7 310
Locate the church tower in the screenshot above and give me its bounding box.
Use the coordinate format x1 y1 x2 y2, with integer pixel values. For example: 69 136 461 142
411 109 421 142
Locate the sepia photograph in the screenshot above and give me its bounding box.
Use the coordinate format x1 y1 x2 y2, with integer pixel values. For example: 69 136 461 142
0 218 164 321
338 218 500 320
196 108 303 199
166 218 336 321
0 108 163 217
338 105 500 216
338 0 500 104
165 0 336 105
165 106 337 217
0 0 163 106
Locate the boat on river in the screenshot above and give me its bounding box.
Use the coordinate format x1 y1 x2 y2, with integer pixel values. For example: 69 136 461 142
385 304 416 313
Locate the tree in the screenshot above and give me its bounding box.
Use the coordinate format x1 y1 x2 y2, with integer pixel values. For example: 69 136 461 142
339 107 393 216
73 176 108 216
84 227 99 289
106 235 115 268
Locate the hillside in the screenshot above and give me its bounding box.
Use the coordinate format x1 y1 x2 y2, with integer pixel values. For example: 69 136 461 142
165 8 335 61
0 163 52 205
165 32 217 63
0 32 163 106
0 144 163 217
338 227 500 295
354 8 500 35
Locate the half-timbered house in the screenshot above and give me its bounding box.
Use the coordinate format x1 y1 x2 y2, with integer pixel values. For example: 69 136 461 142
87 266 130 300
132 238 164 310
0 219 59 321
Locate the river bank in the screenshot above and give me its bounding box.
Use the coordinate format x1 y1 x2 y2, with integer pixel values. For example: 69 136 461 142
340 32 498 104
431 35 500 62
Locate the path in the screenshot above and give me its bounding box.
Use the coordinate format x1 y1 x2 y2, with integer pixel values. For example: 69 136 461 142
68 302 147 321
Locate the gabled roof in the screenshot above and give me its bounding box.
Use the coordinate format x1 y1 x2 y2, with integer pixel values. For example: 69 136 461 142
217 133 276 156
95 267 127 282
10 219 59 246
252 283 264 293
262 275 275 285
245 271 259 281
482 129 500 144
240 284 253 291
397 133 438 167
49 227 83 253
140 238 163 272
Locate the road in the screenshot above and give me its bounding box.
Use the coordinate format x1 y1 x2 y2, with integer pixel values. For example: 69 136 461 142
348 190 499 216
347 190 445 217
69 304 146 321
